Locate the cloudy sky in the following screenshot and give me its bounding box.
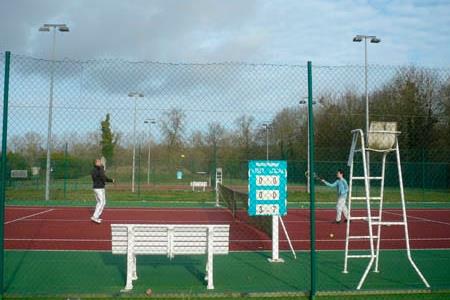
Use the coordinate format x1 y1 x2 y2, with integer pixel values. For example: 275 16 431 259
1 0 450 66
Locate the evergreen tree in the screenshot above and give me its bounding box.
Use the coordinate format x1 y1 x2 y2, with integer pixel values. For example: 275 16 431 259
100 113 117 165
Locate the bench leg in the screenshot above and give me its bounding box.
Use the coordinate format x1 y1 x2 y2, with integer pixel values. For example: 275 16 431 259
206 228 214 290
205 258 209 281
122 228 135 292
122 254 135 291
132 255 138 280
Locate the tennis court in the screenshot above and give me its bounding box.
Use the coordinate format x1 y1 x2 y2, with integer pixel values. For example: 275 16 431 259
5 206 450 251
4 205 450 297
2 51 450 300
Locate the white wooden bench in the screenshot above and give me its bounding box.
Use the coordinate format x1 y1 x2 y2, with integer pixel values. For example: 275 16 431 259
111 224 230 291
190 181 208 191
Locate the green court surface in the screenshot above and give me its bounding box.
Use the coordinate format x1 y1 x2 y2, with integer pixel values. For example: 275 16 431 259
5 250 450 298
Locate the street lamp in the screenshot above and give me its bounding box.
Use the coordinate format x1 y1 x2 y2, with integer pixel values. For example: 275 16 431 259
262 122 271 160
39 23 70 201
300 97 316 194
128 92 144 192
353 34 381 176
144 119 156 185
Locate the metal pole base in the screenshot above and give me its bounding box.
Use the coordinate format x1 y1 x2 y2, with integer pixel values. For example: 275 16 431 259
268 258 285 263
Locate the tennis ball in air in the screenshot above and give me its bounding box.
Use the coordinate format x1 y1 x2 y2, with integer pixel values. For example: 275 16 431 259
145 288 152 297
329 233 334 238
180 154 185 158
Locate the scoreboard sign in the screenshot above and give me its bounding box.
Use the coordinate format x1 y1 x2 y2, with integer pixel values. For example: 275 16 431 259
248 160 287 216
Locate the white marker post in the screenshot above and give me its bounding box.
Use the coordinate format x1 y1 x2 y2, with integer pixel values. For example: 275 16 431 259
215 168 223 207
269 215 283 262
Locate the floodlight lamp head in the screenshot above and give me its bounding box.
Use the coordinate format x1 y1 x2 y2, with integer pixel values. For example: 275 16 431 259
58 25 70 32
39 27 50 32
128 92 144 98
353 35 363 42
370 37 381 43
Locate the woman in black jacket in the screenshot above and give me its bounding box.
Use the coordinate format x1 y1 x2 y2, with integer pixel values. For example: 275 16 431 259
91 158 114 224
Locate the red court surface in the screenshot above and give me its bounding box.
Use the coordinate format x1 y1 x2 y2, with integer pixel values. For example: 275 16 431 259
5 206 450 251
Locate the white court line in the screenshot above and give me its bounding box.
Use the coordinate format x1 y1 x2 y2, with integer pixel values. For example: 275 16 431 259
14 218 442 224
6 238 110 242
8 207 231 213
7 207 55 210
6 206 450 213
6 237 450 243
5 209 55 225
16 219 235 223
384 210 450 227
233 237 450 243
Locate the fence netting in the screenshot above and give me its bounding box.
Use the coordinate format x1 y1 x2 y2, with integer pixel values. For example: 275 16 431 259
1 52 450 297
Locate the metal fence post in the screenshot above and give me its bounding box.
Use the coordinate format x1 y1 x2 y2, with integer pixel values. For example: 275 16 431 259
307 61 317 300
1 51 11 297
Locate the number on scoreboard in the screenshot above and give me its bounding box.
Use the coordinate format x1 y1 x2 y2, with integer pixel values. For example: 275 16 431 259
256 175 279 186
256 190 279 201
256 204 279 215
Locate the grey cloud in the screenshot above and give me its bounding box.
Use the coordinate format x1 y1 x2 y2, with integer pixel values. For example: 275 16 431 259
1 0 450 66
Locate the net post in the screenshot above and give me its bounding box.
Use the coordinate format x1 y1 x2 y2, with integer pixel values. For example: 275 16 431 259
0 51 11 297
307 61 317 300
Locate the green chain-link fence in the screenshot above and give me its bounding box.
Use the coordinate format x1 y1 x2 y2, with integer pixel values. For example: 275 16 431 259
1 51 450 298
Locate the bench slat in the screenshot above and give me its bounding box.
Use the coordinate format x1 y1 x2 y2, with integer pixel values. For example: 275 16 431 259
111 224 230 256
112 225 229 230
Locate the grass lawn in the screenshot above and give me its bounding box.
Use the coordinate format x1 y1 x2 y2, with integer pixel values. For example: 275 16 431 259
5 183 449 209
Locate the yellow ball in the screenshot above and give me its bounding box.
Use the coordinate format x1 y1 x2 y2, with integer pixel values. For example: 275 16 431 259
146 288 152 296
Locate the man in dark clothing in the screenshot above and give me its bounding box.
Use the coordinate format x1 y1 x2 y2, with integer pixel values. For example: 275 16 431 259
91 159 114 224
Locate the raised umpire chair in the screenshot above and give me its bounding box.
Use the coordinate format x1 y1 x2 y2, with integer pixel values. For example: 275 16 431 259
344 121 430 289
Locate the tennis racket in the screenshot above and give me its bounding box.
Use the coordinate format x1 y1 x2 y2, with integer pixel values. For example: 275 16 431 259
304 171 324 181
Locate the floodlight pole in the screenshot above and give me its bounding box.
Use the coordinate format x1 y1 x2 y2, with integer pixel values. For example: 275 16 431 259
364 37 370 176
40 24 70 201
263 123 270 160
144 119 156 185
353 34 380 177
128 92 144 192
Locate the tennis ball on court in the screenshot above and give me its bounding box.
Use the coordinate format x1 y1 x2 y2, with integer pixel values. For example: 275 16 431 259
180 154 185 158
329 233 334 238
145 288 153 296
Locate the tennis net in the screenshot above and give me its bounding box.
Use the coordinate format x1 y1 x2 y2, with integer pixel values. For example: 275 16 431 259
217 183 271 237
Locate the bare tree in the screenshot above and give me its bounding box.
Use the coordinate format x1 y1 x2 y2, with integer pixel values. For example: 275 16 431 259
160 108 186 161
234 115 255 160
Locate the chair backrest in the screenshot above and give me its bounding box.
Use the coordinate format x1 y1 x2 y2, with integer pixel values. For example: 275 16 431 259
368 122 398 151
111 224 230 256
